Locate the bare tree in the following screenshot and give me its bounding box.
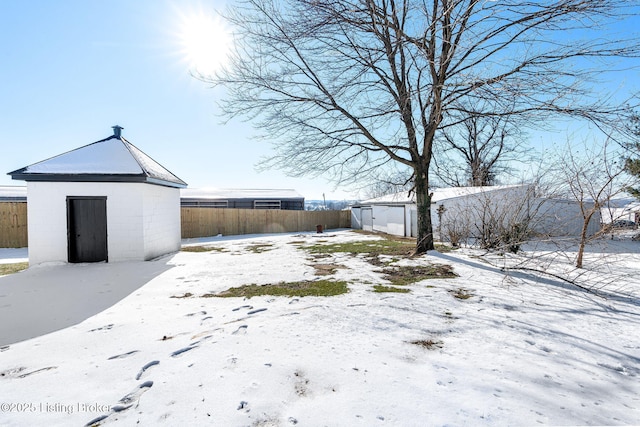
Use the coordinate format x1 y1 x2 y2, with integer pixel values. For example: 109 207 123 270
548 141 636 268
433 113 530 187
202 0 639 254
363 168 413 199
627 157 640 199
624 113 640 199
437 184 537 252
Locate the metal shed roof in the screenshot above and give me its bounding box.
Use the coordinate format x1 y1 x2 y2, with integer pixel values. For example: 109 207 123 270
358 185 530 205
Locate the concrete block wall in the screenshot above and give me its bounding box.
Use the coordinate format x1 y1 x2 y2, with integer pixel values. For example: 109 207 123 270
142 185 181 260
26 181 182 265
27 182 69 265
105 184 144 262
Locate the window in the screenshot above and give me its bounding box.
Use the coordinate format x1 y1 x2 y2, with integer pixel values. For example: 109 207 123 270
254 200 281 209
181 200 229 208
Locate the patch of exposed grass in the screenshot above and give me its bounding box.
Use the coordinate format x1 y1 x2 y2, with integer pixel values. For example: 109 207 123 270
382 264 457 286
208 280 349 298
245 243 275 253
449 288 474 300
305 234 454 266
181 246 227 253
305 239 415 258
0 262 28 276
373 285 411 293
352 230 413 241
434 243 456 253
409 339 443 350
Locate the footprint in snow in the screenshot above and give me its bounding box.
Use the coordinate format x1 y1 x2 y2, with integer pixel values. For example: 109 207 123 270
0 367 26 378
18 366 57 378
171 345 198 357
136 361 159 380
85 381 153 427
232 305 253 312
247 308 267 315
107 350 140 360
88 324 114 332
170 335 213 357
185 310 207 317
232 325 248 335
117 381 154 406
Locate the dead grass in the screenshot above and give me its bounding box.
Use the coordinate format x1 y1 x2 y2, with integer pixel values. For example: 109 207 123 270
206 280 349 298
382 264 458 286
449 288 474 300
312 263 346 276
434 243 456 253
409 339 443 350
305 233 457 268
373 285 411 293
0 262 28 276
305 239 415 259
181 246 227 253
170 292 193 298
245 243 275 253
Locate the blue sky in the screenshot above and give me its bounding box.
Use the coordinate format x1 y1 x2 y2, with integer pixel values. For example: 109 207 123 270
0 0 354 200
1 1 638 200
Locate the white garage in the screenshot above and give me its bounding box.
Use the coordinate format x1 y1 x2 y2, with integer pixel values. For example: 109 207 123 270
351 185 533 239
8 126 187 265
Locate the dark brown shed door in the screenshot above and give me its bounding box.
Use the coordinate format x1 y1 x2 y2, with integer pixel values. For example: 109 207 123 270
67 197 108 263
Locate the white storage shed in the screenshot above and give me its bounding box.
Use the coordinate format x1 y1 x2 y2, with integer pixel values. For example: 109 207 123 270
8 126 187 265
351 184 602 240
352 185 532 238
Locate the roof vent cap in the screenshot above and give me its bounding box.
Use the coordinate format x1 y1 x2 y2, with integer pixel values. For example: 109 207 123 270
112 125 124 138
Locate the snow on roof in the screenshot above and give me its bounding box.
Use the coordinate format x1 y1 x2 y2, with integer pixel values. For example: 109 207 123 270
359 184 530 205
360 191 415 205
8 132 187 188
181 187 304 200
122 138 186 187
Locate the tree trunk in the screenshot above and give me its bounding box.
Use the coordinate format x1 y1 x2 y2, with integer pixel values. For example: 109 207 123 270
414 170 434 254
575 212 594 269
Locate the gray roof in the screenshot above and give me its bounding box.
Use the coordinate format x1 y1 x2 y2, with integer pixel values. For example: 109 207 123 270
8 131 187 188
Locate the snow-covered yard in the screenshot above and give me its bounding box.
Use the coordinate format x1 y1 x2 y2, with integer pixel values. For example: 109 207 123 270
0 230 639 426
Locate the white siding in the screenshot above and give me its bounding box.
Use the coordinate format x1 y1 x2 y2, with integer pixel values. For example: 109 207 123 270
532 199 601 237
350 207 362 230
372 205 405 236
362 208 373 231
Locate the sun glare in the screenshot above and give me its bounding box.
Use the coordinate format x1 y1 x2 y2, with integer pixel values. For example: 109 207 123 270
178 11 232 76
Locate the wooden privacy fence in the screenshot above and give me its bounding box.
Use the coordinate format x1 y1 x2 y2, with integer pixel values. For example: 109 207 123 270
0 205 352 247
0 202 28 248
181 208 351 238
